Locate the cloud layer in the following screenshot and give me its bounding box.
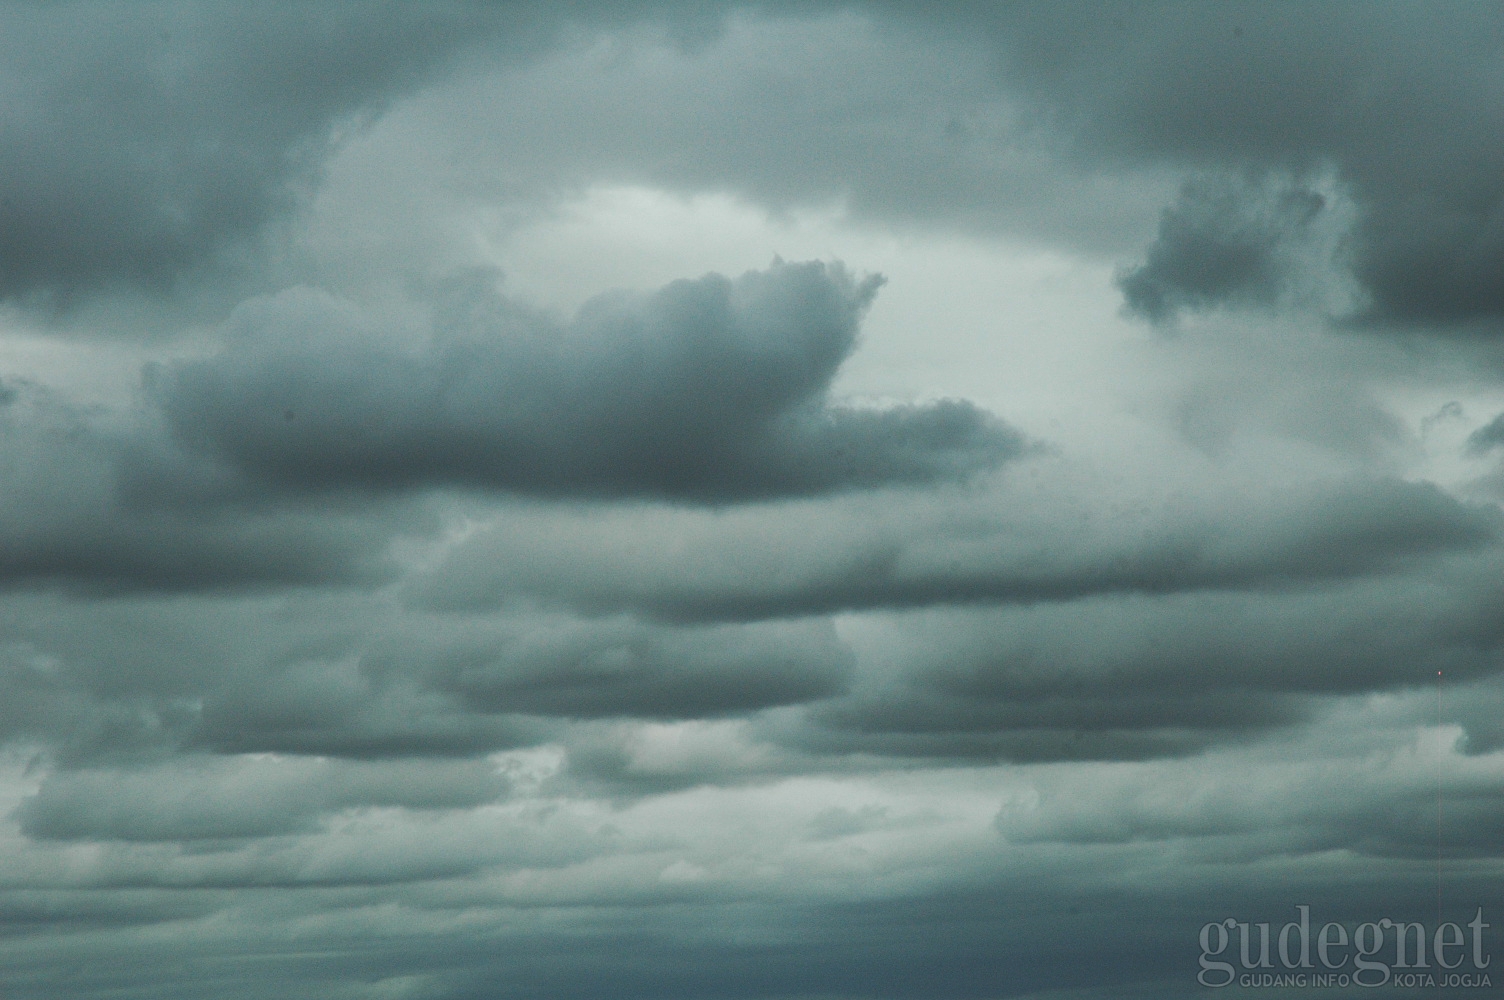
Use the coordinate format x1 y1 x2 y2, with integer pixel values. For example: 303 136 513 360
3 5 1504 1000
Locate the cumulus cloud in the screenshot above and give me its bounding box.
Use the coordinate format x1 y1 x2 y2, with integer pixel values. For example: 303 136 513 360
150 261 1024 502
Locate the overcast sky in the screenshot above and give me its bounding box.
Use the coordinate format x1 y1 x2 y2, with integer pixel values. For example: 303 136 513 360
3 3 1504 998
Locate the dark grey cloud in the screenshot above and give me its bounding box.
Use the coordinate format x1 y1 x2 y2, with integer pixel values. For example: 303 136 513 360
769 552 1504 762
0 377 411 592
356 8 1170 268
16 756 508 842
5 7 1504 1000
319 1 1504 333
189 614 850 759
1467 411 1504 456
2 841 1496 1000
906 1 1504 330
11 522 1491 778
1117 176 1327 322
991 745 1504 862
0 584 851 766
150 261 1023 502
1450 673 1504 754
9 1 1502 336
414 475 1500 621
0 2 763 311
0 590 535 764
186 672 542 761
0 3 518 304
426 617 850 720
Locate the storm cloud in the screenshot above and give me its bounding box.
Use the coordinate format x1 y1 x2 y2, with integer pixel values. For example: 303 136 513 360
412 474 1500 620
0 377 408 591
1117 176 1330 322
930 1 1504 330
150 261 1023 502
0 3 512 303
3 5 1504 1000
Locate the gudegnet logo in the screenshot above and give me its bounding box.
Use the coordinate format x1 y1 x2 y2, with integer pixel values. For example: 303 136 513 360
1197 905 1492 989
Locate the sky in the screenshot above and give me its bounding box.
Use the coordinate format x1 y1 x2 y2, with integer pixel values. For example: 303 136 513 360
2 3 1504 998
